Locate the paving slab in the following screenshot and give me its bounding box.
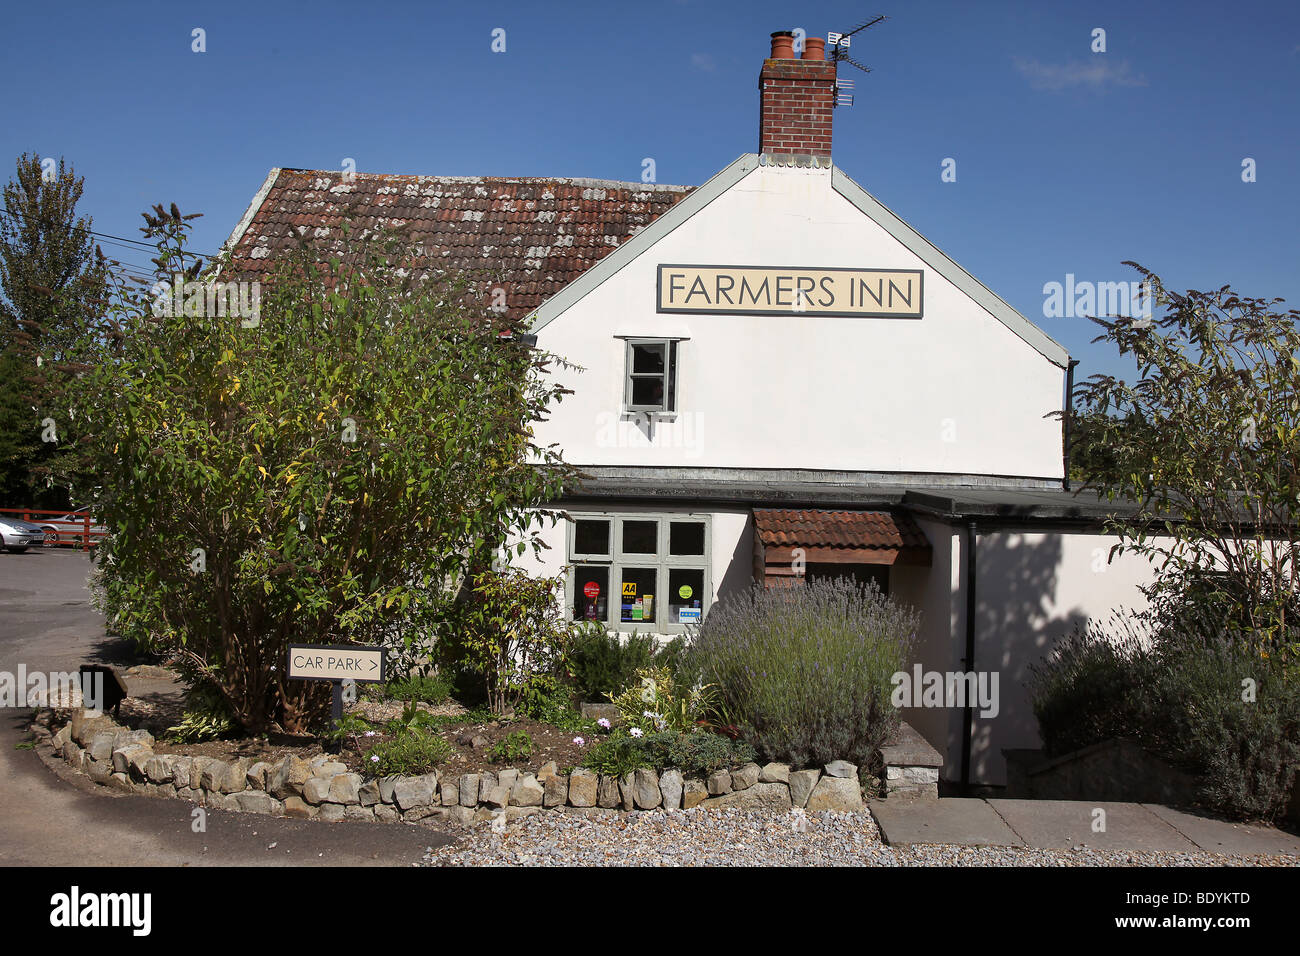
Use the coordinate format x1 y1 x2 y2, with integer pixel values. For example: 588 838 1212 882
870 798 1024 847
1143 804 1300 856
988 799 1199 852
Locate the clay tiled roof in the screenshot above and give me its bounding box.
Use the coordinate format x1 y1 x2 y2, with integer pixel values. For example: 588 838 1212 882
753 509 930 553
223 168 695 321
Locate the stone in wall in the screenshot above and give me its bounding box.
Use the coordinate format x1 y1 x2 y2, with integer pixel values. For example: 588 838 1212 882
789 769 820 809
568 769 597 807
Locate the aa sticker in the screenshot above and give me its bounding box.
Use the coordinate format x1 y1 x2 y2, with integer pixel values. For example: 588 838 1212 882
622 582 637 598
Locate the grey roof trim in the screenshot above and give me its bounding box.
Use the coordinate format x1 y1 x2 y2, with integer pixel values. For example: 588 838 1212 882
528 154 760 333
831 166 1071 369
215 167 281 278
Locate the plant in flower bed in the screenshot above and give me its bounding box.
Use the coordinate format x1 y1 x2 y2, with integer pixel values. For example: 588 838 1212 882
608 665 715 734
364 730 453 776
488 730 534 764
691 578 918 771
581 729 756 778
1029 614 1300 820
567 626 656 702
368 672 454 705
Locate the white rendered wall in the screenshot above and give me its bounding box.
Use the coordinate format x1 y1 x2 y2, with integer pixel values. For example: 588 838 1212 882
534 164 1065 481
968 529 1165 786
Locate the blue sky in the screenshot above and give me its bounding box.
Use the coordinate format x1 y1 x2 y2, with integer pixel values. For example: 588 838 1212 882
2 0 1297 384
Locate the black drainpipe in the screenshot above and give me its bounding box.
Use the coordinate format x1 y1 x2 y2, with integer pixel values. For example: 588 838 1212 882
1062 358 1079 492
960 518 977 795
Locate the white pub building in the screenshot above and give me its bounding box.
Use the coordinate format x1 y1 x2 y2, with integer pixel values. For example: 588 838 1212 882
224 31 1165 791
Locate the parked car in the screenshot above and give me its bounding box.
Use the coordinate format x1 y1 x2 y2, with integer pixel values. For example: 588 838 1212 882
0 517 49 553
38 507 106 548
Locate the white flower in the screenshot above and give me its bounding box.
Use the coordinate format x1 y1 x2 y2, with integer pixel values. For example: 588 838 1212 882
573 736 585 747
629 727 643 738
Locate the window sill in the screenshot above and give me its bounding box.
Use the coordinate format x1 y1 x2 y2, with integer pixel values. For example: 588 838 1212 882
622 409 677 421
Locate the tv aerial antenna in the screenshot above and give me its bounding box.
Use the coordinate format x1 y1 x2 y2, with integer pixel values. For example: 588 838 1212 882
827 15 886 108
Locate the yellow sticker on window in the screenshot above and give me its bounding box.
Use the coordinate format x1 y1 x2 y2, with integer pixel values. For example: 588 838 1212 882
678 585 693 599
622 582 637 598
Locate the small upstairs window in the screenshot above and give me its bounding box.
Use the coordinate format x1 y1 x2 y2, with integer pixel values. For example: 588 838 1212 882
624 339 677 413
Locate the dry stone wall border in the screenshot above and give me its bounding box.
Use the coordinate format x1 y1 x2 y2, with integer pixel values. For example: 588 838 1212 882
30 709 887 824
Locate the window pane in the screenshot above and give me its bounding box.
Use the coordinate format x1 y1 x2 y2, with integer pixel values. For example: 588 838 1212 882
574 519 610 556
573 566 609 622
619 567 658 623
630 376 665 407
631 343 665 374
669 521 705 556
621 519 657 554
668 568 705 625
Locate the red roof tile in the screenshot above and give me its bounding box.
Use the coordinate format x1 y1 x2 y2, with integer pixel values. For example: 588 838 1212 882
223 169 694 321
753 509 930 552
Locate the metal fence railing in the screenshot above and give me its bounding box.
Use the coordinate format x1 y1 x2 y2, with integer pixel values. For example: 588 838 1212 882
0 507 105 550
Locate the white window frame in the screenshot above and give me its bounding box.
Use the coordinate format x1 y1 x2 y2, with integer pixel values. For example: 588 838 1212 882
566 512 710 634
623 338 678 414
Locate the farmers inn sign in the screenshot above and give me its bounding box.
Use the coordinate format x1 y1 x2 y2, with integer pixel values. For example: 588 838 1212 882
657 264 924 319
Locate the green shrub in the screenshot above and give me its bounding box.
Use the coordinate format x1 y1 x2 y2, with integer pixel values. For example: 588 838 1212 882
1148 634 1299 819
364 730 452 776
690 578 917 770
166 684 237 743
580 730 755 777
1026 615 1153 757
567 626 655 702
456 569 573 714
381 672 454 705
488 730 534 764
518 673 586 730
382 701 441 737
1028 616 1300 820
607 665 715 734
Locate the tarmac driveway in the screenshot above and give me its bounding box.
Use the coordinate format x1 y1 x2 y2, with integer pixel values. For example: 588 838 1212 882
0 549 456 866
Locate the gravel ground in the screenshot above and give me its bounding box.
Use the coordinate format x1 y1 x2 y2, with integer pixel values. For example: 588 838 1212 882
422 808 1300 867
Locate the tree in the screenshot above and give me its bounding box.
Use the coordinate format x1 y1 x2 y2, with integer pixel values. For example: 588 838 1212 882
1074 262 1300 650
0 153 108 507
54 205 575 734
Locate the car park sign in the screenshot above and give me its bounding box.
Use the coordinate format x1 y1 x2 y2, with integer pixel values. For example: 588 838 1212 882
287 644 386 683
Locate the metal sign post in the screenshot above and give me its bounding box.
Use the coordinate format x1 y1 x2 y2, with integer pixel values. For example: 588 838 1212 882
287 644 387 752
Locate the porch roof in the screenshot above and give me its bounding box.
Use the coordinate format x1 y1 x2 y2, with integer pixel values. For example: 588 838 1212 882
752 508 932 566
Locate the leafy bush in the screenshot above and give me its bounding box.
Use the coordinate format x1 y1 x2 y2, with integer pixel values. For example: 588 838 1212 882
380 672 454 705
608 665 715 734
455 569 574 714
364 730 452 776
1026 614 1153 757
567 626 655 703
53 208 574 734
382 701 441 737
580 730 755 777
166 684 237 743
488 730 534 764
690 578 917 770
1029 616 1300 820
518 674 589 732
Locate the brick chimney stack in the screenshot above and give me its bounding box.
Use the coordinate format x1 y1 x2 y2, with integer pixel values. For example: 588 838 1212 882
758 31 836 160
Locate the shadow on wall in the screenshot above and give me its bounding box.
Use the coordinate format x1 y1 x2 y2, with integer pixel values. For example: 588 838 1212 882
971 531 1087 786
716 513 756 604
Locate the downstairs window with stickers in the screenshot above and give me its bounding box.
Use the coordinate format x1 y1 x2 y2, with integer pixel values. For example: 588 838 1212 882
568 514 709 632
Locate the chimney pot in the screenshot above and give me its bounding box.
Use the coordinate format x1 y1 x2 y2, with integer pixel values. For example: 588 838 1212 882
802 37 826 60
759 30 835 160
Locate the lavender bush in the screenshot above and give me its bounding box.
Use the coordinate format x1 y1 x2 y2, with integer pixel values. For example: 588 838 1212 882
690 578 918 771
